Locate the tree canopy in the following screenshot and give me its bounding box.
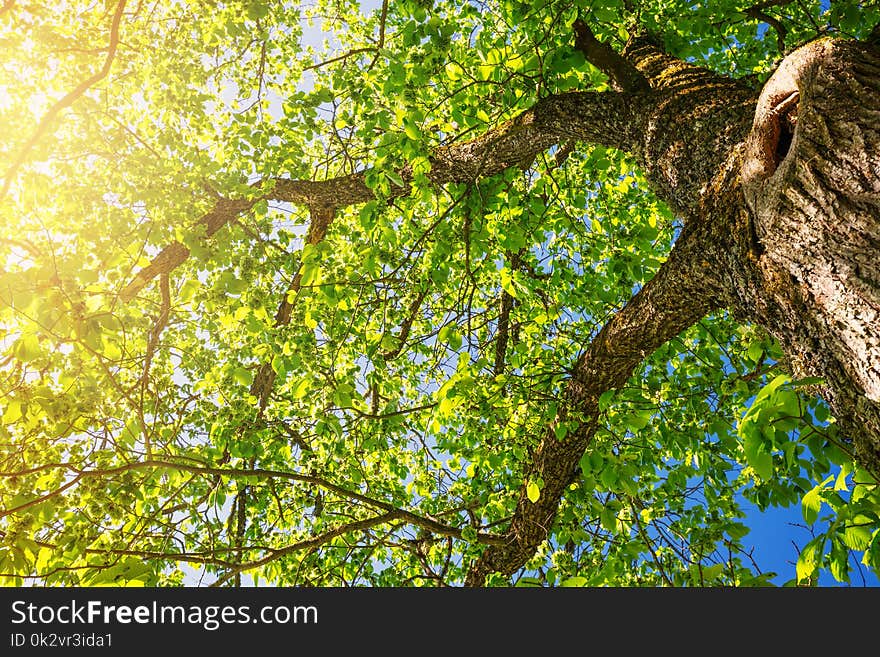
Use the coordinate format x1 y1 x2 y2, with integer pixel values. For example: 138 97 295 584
1 0 878 587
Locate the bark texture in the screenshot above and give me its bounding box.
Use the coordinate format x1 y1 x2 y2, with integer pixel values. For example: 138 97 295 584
622 36 757 217
464 34 880 584
737 38 880 472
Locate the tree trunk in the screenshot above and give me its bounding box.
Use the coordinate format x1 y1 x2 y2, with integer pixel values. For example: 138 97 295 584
464 34 880 584
733 38 880 473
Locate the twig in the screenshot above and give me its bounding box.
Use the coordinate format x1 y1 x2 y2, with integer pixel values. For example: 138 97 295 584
1 0 127 201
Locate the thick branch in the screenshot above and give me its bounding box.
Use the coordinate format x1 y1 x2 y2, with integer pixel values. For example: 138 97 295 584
120 91 643 300
494 290 514 376
743 7 787 53
618 36 756 215
622 35 743 92
0 0 126 200
573 18 650 92
464 224 721 585
120 196 254 301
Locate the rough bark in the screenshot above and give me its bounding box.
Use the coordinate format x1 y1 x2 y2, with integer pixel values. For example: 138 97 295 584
464 35 880 584
622 35 757 217
735 38 880 472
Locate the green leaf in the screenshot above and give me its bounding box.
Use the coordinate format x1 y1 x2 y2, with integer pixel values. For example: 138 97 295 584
247 3 269 20
747 341 763 363
600 466 617 490
842 520 874 550
801 485 823 524
384 169 405 188
624 411 651 431
560 576 588 587
438 324 462 351
14 334 40 362
796 538 822 583
499 267 519 299
598 390 615 411
232 367 253 386
701 563 725 583
300 262 321 287
526 481 540 503
594 7 618 22
834 463 851 491
726 522 750 541
752 449 773 481
515 576 543 587
292 378 311 399
2 400 23 424
743 426 774 481
403 120 420 141
600 508 617 532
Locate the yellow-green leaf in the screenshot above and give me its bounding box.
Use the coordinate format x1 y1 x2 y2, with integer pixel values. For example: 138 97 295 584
526 481 540 503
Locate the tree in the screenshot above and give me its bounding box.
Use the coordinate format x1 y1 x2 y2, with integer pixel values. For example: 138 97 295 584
0 0 877 587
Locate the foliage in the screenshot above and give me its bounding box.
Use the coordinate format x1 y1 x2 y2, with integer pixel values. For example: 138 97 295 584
0 0 878 587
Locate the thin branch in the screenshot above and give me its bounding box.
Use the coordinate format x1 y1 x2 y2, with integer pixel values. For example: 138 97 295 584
0 236 41 257
747 0 795 11
302 47 378 72
367 0 389 69
303 0 389 73
494 252 521 376
210 512 397 587
231 488 247 587
350 401 437 420
376 0 388 47
140 272 171 458
0 0 127 201
119 195 254 301
0 459 506 546
382 285 430 360
0 475 83 518
248 204 334 416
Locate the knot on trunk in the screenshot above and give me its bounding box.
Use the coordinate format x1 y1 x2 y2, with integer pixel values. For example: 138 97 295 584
741 39 831 207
